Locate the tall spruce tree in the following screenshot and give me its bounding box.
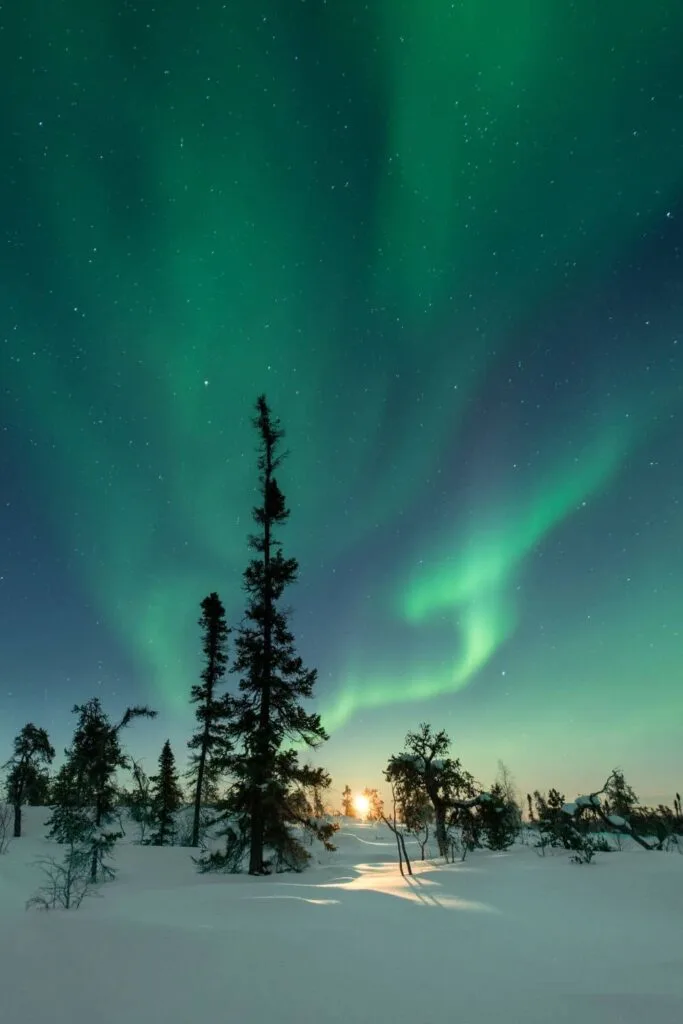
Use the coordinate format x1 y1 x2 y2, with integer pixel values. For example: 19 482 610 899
221 395 334 874
187 592 232 847
148 740 183 846
3 723 55 837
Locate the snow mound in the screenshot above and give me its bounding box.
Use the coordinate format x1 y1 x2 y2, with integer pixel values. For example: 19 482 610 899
607 814 631 830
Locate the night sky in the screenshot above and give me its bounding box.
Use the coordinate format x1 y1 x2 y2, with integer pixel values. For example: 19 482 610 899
2 2 682 806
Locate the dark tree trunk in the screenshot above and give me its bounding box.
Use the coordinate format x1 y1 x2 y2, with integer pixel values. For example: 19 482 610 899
12 775 25 837
434 803 448 858
397 829 413 875
248 446 273 876
382 813 413 877
248 686 271 874
423 775 448 858
249 797 265 874
191 736 209 848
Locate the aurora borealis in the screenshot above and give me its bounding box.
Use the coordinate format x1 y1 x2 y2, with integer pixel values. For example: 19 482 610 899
1 1 682 803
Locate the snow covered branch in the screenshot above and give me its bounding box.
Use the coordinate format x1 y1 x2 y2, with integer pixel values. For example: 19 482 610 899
562 772 661 851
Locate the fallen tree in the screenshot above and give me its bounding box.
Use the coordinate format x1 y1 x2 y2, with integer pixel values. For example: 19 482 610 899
561 771 674 852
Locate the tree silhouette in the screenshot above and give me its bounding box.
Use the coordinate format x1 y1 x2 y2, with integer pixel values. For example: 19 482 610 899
188 592 232 846
148 740 184 846
3 723 55 837
216 395 334 874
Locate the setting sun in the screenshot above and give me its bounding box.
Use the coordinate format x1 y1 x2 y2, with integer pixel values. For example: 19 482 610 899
353 793 370 817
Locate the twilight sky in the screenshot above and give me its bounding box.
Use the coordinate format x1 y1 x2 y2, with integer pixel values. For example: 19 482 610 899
1 1 682 806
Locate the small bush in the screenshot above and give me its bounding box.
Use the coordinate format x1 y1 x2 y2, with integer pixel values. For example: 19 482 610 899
177 806 216 849
194 825 247 873
26 843 95 910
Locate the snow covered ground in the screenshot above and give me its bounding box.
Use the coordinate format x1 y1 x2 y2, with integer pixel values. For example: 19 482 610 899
0 809 681 1024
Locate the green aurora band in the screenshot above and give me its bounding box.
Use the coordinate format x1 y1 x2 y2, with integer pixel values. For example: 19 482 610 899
3 2 682 736
320 382 678 732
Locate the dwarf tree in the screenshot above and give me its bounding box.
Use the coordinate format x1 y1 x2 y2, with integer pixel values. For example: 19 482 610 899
385 723 477 858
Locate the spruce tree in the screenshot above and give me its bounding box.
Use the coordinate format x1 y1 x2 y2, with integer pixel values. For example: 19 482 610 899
220 395 334 874
47 759 94 846
187 592 232 847
478 781 519 850
341 785 354 817
148 740 183 846
46 698 156 874
3 723 55 837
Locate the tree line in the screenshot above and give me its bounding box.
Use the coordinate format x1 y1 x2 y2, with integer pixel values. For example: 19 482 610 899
373 723 682 870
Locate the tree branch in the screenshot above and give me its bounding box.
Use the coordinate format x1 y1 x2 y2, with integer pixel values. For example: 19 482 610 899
574 773 660 851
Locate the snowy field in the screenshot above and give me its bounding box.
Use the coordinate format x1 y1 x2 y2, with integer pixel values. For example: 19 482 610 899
0 808 681 1024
